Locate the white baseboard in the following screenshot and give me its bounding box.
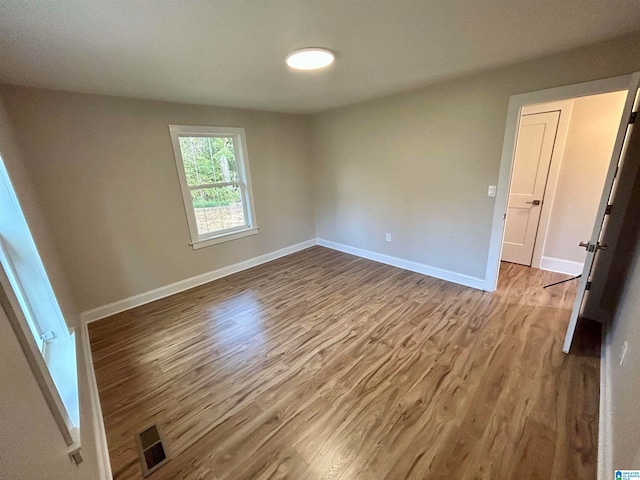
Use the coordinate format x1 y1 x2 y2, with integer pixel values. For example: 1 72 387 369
80 322 112 480
80 239 316 323
539 256 584 276
598 324 612 480
316 238 486 290
81 237 491 323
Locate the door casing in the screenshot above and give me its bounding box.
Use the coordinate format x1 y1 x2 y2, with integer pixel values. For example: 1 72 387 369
485 74 633 292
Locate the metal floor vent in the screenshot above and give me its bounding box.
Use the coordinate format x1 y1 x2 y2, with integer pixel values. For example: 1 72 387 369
135 424 169 477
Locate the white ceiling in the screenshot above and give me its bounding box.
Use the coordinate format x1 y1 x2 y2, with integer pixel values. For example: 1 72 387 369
1 1 640 113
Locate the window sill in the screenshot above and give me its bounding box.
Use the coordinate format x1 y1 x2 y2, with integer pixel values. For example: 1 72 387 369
43 330 79 428
191 226 259 250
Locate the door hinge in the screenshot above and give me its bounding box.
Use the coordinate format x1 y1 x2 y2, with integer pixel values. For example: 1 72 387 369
605 204 612 215
631 111 637 124
585 281 592 290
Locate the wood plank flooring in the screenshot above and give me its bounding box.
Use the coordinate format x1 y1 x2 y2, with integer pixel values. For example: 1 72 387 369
88 246 600 480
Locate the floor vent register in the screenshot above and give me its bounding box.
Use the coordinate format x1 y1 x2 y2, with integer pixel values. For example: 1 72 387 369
135 423 169 477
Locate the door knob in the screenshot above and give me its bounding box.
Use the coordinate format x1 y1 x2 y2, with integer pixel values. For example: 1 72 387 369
526 200 541 205
580 241 608 251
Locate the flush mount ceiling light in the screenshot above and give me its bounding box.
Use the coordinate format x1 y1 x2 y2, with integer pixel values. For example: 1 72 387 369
286 48 335 71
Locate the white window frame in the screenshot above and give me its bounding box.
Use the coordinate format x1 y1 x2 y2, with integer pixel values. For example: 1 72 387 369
169 125 259 249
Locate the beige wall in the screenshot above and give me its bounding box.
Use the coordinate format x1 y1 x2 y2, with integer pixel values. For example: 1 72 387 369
0 87 316 312
542 91 627 264
310 32 640 280
0 96 79 329
607 178 640 470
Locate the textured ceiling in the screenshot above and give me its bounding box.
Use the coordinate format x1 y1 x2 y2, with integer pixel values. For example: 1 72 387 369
1 0 640 113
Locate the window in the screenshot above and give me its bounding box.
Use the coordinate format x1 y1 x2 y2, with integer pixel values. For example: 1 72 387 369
0 155 80 456
169 125 258 249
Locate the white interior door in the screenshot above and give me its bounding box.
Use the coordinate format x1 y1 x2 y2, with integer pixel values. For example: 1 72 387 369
563 73 640 353
502 111 560 265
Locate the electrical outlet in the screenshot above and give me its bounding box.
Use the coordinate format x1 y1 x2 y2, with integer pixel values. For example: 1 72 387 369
487 185 497 197
620 341 629 365
385 233 391 242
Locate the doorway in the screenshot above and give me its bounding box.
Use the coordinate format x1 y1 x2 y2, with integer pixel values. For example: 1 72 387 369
501 91 627 275
486 72 640 354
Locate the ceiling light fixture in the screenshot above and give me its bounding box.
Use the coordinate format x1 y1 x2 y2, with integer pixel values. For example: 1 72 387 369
286 48 335 71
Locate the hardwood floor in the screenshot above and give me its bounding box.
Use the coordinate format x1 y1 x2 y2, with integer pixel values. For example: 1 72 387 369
88 246 600 480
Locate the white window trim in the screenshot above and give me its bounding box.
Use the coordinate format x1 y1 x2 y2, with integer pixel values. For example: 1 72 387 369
0 262 79 452
169 125 259 249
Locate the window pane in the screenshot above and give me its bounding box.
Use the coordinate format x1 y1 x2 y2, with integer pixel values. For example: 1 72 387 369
179 136 238 187
190 186 246 235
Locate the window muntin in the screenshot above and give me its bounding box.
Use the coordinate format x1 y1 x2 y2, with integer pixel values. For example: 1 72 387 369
169 126 257 247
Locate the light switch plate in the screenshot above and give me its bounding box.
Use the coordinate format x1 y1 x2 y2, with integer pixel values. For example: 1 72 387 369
487 185 497 197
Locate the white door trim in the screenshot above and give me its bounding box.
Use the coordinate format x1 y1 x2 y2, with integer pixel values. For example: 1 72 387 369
522 101 574 270
484 74 632 291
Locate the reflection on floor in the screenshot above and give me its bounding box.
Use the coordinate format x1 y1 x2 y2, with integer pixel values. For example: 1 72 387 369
89 247 599 480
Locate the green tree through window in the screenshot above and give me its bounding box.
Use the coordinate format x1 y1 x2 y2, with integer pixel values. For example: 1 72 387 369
170 125 257 246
